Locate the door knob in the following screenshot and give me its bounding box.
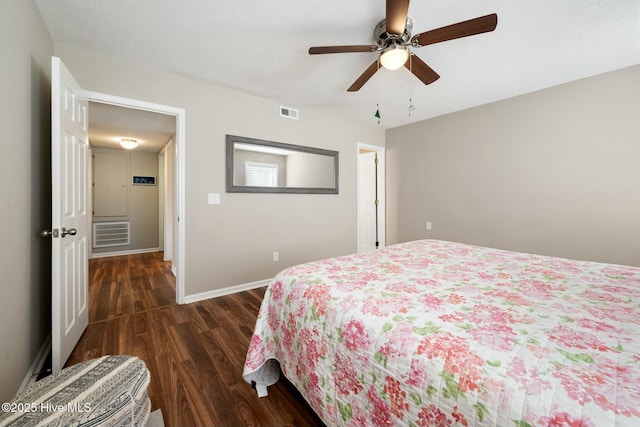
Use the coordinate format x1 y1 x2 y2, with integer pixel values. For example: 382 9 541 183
61 227 77 237
40 229 59 238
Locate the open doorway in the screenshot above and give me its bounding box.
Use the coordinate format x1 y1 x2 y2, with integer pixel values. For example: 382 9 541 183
89 102 174 259
85 91 186 304
357 143 386 253
47 57 185 377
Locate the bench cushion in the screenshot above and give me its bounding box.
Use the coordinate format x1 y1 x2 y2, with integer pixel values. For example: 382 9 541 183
0 355 150 427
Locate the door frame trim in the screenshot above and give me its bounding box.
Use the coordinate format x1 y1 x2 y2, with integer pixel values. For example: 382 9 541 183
357 143 386 252
83 90 186 304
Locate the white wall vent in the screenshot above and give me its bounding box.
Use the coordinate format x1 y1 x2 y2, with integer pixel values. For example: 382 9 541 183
280 106 299 120
93 221 130 248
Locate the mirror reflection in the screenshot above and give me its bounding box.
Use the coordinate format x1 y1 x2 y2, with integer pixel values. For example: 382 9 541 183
226 135 339 194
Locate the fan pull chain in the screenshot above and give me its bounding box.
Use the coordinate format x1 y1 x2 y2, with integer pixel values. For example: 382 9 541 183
375 58 381 124
408 54 415 116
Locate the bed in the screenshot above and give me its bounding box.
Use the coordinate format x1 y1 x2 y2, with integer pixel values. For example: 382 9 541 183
242 239 640 427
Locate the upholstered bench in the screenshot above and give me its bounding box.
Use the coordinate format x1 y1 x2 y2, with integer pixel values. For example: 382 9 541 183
0 355 151 427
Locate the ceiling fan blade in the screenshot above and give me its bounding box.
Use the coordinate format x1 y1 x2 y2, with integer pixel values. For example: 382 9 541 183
411 13 498 47
405 54 440 85
309 45 378 55
386 0 410 35
347 61 381 92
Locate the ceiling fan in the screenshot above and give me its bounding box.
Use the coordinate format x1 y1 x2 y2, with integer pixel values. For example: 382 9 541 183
309 0 498 92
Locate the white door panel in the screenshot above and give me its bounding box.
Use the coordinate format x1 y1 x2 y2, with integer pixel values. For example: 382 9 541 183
358 151 377 253
51 56 89 373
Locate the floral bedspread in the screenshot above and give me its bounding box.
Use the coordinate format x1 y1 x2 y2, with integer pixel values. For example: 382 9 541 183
243 240 640 427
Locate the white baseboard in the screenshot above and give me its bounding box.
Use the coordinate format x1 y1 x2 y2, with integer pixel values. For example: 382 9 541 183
17 334 51 396
91 247 161 259
182 278 271 304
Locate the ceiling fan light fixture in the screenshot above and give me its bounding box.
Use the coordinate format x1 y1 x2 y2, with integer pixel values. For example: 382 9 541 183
380 44 409 70
120 138 138 150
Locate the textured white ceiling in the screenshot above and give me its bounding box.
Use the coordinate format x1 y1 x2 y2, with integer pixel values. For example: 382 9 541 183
36 0 640 129
88 102 176 152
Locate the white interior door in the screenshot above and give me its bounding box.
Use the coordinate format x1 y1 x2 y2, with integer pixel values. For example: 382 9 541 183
358 151 378 253
51 56 89 373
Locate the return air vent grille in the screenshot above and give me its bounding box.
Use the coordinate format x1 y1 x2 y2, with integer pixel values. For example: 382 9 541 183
93 221 130 248
280 106 299 120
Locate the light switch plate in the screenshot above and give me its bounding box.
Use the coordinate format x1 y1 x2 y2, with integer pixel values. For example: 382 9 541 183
208 193 220 205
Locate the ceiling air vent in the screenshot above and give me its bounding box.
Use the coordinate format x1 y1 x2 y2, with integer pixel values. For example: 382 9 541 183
280 106 299 120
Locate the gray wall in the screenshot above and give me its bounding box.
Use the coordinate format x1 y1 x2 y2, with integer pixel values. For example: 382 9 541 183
386 65 640 267
54 45 386 295
92 148 160 254
0 1 53 402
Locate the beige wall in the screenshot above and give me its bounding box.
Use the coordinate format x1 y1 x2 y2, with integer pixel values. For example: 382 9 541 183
386 65 640 267
54 45 385 295
0 1 53 402
286 152 335 188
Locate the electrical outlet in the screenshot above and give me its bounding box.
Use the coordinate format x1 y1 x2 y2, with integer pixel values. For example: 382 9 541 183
426 221 432 231
273 251 279 262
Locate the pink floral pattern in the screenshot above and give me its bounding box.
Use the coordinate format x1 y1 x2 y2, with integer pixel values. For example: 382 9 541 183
243 240 640 426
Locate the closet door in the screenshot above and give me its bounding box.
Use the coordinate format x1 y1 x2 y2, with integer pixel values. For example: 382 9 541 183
93 149 129 219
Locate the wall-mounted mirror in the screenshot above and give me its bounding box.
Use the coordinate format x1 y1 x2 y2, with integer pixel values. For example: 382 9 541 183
226 135 339 194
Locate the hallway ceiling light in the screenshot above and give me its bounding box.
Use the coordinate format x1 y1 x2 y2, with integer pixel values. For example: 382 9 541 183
120 138 138 149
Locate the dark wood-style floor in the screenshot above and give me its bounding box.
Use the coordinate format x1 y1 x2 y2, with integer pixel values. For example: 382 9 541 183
66 252 324 427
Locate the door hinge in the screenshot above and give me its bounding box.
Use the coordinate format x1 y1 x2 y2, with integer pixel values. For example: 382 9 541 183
375 199 380 206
